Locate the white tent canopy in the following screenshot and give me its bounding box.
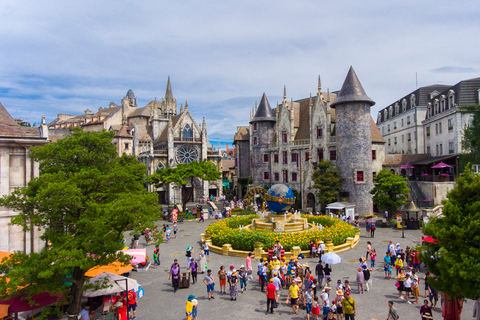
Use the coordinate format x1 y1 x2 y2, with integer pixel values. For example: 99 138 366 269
326 202 355 221
83 272 140 297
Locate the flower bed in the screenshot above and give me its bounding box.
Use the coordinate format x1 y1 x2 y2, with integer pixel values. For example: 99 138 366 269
205 214 356 252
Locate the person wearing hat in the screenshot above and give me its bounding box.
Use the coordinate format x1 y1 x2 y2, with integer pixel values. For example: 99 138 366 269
356 267 365 294
266 278 276 314
287 276 300 314
321 287 331 317
342 291 356 320
239 265 248 293
260 262 268 292
315 261 324 287
114 301 127 320
335 288 344 318
191 299 198 320
273 240 283 258
186 295 195 320
229 269 239 301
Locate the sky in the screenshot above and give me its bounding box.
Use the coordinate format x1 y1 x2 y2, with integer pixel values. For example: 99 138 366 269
1 1 479 146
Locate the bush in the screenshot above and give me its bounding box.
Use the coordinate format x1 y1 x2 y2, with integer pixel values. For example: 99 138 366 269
205 214 355 252
231 209 256 216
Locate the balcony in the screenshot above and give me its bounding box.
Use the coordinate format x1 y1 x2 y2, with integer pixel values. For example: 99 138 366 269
174 137 202 143
293 139 311 146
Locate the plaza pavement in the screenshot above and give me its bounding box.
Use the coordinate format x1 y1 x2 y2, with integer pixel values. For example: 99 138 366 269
130 216 474 320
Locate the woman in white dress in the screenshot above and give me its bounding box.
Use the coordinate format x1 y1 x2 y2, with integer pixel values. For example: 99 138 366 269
198 250 207 274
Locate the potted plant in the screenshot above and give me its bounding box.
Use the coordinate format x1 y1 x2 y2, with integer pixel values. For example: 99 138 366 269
254 241 263 249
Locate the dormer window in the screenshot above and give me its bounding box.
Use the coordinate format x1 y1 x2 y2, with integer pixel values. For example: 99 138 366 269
389 106 393 118
410 94 416 108
448 90 455 108
395 103 399 115
402 99 407 112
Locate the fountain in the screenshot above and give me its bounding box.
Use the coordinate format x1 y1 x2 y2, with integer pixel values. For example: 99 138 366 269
250 184 315 233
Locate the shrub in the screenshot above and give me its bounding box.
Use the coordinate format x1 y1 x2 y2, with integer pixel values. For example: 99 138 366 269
205 214 355 252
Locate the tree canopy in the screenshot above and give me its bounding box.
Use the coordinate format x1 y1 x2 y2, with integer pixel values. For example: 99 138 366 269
419 166 480 300
0 130 161 319
370 170 409 214
460 105 480 170
311 160 344 209
147 160 221 210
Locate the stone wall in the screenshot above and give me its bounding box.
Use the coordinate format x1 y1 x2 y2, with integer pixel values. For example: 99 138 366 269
417 181 455 206
335 102 373 216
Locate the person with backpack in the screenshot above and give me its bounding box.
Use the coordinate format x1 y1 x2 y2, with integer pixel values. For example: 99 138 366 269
153 245 160 269
370 223 376 238
169 261 180 293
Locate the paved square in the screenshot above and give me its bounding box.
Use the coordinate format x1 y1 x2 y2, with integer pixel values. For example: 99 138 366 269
130 218 474 319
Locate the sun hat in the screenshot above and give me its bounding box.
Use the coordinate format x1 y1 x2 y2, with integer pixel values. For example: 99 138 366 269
323 287 331 292
295 277 302 282
188 295 195 301
191 299 198 305
240 265 245 268
336 289 344 295
113 301 123 307
232 270 238 276
273 256 277 259
270 278 274 282
303 263 309 268
273 265 280 271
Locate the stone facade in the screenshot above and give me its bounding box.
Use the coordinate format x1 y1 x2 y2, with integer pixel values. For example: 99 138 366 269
234 69 385 215
48 78 222 204
0 103 50 253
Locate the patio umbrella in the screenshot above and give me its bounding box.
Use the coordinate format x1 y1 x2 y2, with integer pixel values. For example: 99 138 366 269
432 162 452 169
117 249 146 266
422 236 439 243
0 292 62 313
83 272 140 297
400 163 415 169
321 252 342 265
365 218 375 224
85 261 133 277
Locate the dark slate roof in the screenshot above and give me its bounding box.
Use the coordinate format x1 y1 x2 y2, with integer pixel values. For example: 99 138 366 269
126 89 135 100
410 154 458 166
377 84 450 123
0 102 43 138
233 126 250 142
250 93 276 123
331 66 375 108
434 77 480 106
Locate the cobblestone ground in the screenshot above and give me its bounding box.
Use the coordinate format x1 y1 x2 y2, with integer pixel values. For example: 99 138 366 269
130 217 474 320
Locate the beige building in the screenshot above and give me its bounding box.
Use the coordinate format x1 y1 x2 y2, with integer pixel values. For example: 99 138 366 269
0 102 49 253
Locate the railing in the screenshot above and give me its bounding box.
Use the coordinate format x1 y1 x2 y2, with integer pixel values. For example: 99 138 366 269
293 139 310 146
174 137 202 142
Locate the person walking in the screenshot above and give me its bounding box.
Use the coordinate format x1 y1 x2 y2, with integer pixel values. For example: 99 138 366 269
186 246 194 266
370 222 376 238
229 270 238 301
304 285 315 320
246 252 254 280
218 266 227 293
420 299 433 320
169 261 180 293
366 241 372 260
342 291 356 320
185 295 195 320
203 269 215 300
315 261 324 287
153 245 160 269
202 241 210 262
266 278 276 314
79 304 90 320
363 267 371 292
189 259 198 284
356 267 364 294
386 300 399 320
370 249 377 269
404 274 413 304
272 272 282 303
287 278 300 315
173 222 178 239
321 287 331 317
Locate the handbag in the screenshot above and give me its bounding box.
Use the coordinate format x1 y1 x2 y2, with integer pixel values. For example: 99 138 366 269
395 281 400 288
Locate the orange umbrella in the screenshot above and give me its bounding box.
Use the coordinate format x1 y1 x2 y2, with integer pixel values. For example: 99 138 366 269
85 261 133 277
0 251 13 263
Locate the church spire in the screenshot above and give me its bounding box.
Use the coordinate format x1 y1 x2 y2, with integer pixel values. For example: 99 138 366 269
318 75 322 93
283 86 287 100
180 103 183 113
165 76 173 101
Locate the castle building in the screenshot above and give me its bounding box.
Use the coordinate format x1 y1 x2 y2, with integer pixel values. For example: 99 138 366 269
48 78 222 204
234 67 385 215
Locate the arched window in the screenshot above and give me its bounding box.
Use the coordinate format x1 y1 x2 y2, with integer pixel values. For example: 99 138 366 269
183 124 193 141
410 94 416 108
448 90 455 108
395 103 399 115
389 106 393 118
402 99 407 112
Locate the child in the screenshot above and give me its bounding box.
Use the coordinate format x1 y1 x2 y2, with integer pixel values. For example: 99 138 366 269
191 299 198 320
311 296 320 320
311 243 317 258
370 249 376 269
153 245 160 269
412 277 420 304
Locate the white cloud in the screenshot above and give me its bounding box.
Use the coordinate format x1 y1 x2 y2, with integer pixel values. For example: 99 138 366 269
1 0 480 139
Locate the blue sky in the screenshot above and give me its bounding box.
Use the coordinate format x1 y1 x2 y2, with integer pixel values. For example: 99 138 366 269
1 1 479 144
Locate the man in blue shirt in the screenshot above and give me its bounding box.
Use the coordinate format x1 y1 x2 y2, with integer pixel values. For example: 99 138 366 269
80 304 90 320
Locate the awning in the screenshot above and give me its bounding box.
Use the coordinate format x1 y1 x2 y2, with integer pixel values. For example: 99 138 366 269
0 292 62 313
117 249 146 266
326 202 355 210
411 154 458 166
85 261 133 277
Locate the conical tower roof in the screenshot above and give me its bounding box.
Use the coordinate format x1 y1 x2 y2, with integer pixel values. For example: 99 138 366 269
250 93 276 123
331 66 375 108
165 76 174 101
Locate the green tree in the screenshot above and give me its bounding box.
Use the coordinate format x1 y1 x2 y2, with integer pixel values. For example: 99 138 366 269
148 161 221 210
0 131 160 319
311 160 344 209
460 105 480 170
370 170 409 214
418 166 480 303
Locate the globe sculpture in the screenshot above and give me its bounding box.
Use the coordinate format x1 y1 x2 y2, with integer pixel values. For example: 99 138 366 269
265 184 295 214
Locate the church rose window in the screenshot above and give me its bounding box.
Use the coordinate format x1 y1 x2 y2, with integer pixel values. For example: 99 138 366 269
175 145 199 164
